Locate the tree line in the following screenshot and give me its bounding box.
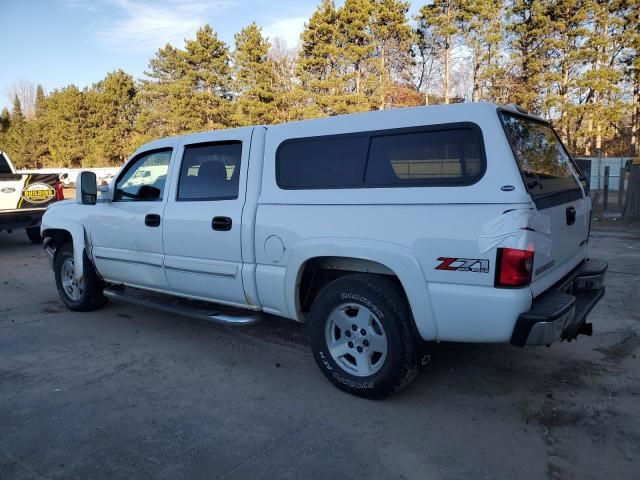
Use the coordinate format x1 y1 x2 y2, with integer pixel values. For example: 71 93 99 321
0 0 638 169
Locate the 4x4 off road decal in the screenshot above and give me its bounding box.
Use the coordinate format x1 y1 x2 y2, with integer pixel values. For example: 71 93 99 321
436 257 490 273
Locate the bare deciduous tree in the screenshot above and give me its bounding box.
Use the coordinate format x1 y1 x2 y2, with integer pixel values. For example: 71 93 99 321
4 79 37 119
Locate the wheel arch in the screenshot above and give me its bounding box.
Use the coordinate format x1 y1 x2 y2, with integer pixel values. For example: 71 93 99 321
41 220 87 281
286 238 437 341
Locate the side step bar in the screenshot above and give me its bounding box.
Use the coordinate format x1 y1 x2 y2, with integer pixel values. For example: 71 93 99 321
103 287 260 326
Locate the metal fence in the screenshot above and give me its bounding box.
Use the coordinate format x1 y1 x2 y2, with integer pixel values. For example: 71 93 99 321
575 157 632 211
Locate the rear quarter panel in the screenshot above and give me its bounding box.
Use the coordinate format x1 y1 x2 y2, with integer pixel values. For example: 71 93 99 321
255 103 534 342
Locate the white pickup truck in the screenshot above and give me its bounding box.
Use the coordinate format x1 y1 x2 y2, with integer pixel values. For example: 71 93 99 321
1 150 64 243
41 103 607 398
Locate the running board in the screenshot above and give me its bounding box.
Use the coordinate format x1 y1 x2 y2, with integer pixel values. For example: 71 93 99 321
103 287 260 326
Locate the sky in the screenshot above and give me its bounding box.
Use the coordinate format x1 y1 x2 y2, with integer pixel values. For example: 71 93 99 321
0 0 333 110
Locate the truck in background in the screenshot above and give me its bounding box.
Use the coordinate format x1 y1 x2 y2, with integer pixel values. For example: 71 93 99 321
0 150 64 243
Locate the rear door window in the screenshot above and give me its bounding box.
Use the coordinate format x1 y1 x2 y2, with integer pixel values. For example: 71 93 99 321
177 142 242 201
500 112 581 197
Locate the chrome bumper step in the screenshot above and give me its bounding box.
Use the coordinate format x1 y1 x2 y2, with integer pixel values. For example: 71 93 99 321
103 287 260 326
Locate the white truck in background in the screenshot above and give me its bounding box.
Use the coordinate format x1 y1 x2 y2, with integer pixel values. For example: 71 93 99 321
41 103 607 398
0 151 64 243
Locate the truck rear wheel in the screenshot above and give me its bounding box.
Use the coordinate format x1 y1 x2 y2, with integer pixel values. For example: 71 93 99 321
54 242 107 311
26 227 42 244
309 274 418 399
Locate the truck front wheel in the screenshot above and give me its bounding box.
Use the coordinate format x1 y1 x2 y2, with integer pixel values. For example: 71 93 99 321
54 243 107 311
309 274 418 399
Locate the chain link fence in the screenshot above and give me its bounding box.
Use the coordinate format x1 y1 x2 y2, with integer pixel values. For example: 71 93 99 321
575 157 632 211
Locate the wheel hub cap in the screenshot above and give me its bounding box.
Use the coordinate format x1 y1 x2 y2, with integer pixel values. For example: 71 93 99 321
61 257 84 301
325 303 388 377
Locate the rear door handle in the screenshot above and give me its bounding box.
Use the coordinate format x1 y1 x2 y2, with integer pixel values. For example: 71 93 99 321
566 206 576 225
212 216 232 231
145 213 161 227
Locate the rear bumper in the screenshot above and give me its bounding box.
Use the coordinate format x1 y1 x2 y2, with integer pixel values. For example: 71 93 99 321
0 209 45 230
511 258 607 346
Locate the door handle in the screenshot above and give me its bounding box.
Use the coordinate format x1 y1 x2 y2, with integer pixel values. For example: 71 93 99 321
145 213 161 227
566 206 576 225
212 216 232 231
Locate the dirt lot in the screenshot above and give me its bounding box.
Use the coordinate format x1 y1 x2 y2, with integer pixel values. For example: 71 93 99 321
1 225 639 480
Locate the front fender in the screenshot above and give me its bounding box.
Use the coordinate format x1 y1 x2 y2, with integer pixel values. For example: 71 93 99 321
41 212 87 282
286 238 438 341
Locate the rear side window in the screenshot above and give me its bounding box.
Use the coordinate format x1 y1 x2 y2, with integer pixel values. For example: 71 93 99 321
500 112 580 196
276 123 485 189
365 129 482 186
277 135 369 188
177 142 242 201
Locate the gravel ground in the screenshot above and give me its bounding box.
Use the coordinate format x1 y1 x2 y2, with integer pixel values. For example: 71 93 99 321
1 225 639 480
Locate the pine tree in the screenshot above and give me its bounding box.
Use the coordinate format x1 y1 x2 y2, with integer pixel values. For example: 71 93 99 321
87 70 138 166
183 24 233 130
458 0 503 102
30 84 50 167
297 0 349 116
138 25 233 137
416 1 462 104
541 0 589 145
137 43 190 139
506 0 555 113
577 0 628 155
44 86 88 168
370 0 413 109
337 0 375 108
233 23 275 126
0 108 10 149
5 96 29 168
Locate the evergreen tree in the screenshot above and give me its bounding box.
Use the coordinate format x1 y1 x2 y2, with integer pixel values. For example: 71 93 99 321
297 0 349 116
183 24 233 130
542 0 589 145
416 1 461 104
137 43 190 139
370 0 413 109
87 70 138 165
458 0 503 102
506 0 555 112
5 96 29 168
43 86 88 168
0 108 10 149
233 23 275 125
138 25 233 138
31 84 50 167
337 0 375 106
576 0 628 155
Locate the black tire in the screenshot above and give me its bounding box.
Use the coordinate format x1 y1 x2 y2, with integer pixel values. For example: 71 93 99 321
26 227 42 244
309 274 418 399
54 242 107 311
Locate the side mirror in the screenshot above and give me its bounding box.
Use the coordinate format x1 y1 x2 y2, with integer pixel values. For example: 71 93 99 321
76 171 97 205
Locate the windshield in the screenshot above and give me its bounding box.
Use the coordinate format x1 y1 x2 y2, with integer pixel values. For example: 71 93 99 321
500 112 581 196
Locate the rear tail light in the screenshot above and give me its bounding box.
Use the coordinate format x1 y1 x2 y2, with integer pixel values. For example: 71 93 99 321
54 179 64 201
495 247 534 287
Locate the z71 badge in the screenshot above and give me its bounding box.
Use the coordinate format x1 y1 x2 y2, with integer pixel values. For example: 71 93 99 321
436 257 490 273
